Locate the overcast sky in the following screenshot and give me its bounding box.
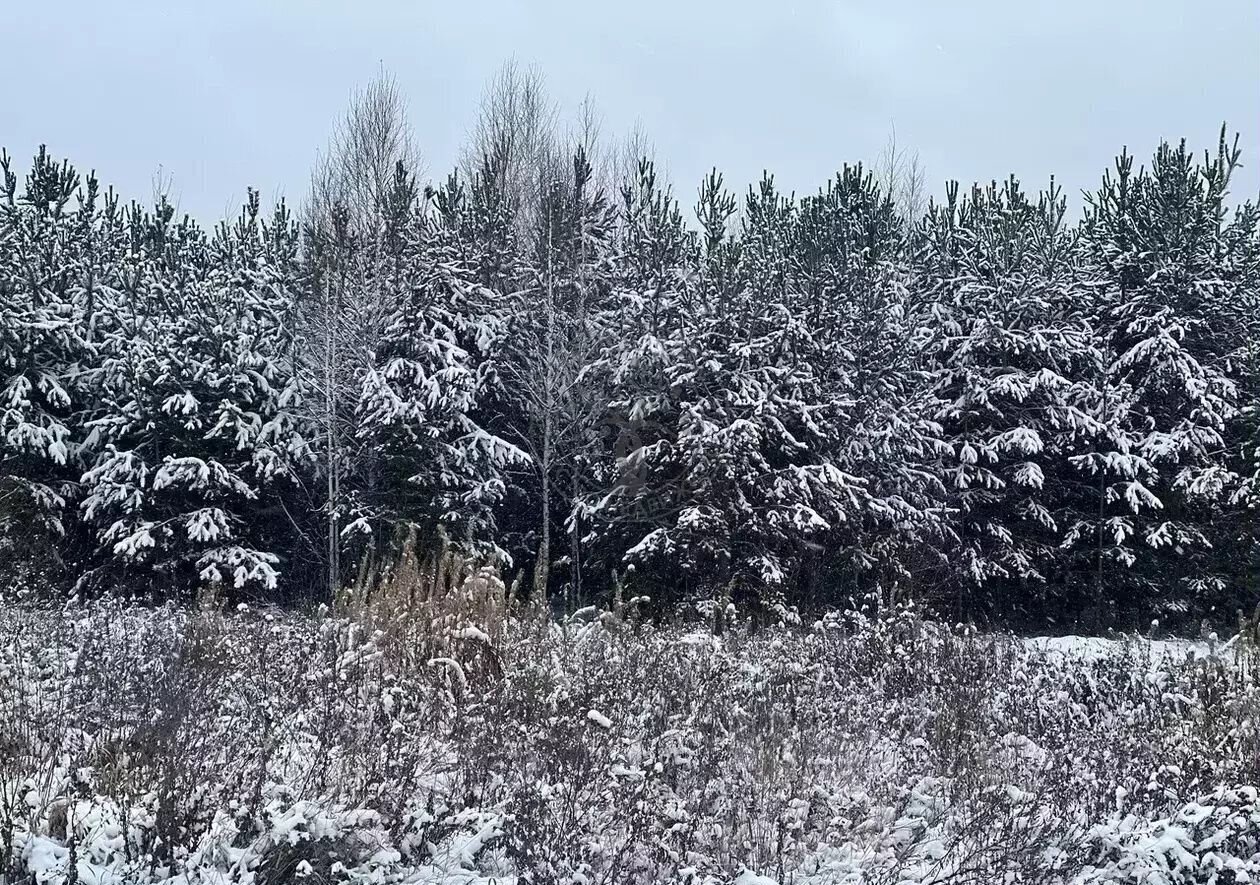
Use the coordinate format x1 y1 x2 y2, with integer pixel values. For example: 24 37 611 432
5 1 1258 225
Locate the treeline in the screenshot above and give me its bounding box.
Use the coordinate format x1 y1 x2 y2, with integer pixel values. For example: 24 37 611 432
1 71 1257 627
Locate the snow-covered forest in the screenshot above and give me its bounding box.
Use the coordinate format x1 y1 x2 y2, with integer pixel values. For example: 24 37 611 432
3 69 1257 628
2 46 1260 885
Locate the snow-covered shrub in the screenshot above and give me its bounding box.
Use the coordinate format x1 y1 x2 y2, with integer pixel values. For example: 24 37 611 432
1078 783 1260 884
1 602 1256 884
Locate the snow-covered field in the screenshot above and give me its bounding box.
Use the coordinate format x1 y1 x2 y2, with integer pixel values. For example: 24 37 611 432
1023 634 1219 663
2 601 1258 884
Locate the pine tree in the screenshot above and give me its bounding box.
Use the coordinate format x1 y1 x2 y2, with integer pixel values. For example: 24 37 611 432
79 192 301 595
575 158 696 601
0 148 101 542
1075 132 1246 619
1223 197 1260 613
924 176 1102 619
792 165 948 610
357 161 526 570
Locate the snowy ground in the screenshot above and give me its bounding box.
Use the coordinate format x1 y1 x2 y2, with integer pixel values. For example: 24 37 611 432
1024 633 1220 663
1 601 1258 884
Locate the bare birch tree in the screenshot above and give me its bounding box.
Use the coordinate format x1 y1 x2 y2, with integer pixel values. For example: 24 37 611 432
299 68 421 597
461 60 561 244
308 68 422 240
610 120 660 197
877 126 927 234
498 148 614 605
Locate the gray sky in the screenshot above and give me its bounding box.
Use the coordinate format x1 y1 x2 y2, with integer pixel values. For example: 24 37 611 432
5 0 1258 225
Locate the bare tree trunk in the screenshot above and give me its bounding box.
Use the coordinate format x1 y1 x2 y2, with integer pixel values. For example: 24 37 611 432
325 292 340 599
535 440 550 601
1095 356 1111 622
570 472 582 608
534 220 556 604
